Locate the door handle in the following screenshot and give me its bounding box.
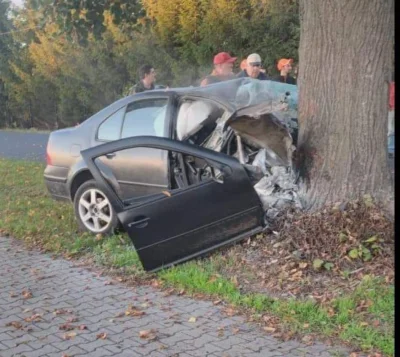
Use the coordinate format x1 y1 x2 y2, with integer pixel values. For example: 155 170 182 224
105 153 116 159
127 217 150 228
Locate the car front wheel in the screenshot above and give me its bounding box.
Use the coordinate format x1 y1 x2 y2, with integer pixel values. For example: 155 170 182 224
73 179 119 235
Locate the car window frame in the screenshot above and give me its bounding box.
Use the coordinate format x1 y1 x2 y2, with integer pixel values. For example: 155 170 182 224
120 98 170 139
95 105 128 143
94 92 177 143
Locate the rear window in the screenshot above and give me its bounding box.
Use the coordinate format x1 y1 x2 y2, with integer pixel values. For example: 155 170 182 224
97 107 125 141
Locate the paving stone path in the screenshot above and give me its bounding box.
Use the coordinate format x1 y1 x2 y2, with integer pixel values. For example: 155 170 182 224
0 236 354 357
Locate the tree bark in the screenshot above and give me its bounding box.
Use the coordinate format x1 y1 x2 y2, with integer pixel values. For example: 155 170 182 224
297 0 394 211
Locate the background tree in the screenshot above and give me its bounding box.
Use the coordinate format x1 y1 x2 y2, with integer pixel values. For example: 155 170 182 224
296 0 394 210
1 0 301 128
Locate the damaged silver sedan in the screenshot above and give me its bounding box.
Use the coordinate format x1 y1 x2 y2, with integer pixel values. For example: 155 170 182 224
44 78 299 271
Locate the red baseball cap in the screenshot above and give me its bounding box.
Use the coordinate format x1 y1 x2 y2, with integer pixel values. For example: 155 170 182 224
213 52 237 65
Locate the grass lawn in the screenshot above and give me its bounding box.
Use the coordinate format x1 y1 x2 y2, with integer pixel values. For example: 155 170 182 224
0 158 394 356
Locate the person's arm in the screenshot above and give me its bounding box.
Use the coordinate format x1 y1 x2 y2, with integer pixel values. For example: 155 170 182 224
200 78 208 87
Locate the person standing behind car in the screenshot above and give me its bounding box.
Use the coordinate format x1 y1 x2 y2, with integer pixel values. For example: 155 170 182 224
200 52 237 86
129 64 156 94
274 58 297 85
236 53 269 80
388 81 395 156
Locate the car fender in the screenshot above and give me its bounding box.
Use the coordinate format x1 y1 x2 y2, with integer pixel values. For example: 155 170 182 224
67 157 122 200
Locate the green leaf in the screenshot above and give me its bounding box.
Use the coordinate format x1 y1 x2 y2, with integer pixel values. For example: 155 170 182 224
339 232 347 243
363 251 372 261
348 249 359 259
362 247 372 261
324 262 334 271
313 259 324 269
363 194 375 207
365 235 378 244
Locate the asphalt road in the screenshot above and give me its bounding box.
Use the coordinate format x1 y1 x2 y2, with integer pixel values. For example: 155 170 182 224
0 130 49 162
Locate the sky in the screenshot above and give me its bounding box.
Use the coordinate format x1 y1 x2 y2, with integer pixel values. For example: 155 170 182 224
10 0 24 7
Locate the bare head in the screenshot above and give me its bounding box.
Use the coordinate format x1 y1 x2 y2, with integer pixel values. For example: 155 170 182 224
139 64 156 87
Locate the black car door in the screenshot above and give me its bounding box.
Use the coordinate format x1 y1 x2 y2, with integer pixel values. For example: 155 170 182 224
81 136 264 272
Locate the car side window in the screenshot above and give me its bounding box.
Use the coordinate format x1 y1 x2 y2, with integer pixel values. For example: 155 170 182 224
121 99 168 139
97 107 125 141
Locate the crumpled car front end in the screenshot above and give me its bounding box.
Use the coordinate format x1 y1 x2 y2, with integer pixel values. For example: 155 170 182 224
178 78 301 221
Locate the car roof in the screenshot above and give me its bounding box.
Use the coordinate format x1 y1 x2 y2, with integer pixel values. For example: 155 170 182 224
126 78 298 112
80 78 298 128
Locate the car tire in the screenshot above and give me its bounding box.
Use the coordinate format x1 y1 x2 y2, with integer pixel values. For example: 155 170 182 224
73 179 119 235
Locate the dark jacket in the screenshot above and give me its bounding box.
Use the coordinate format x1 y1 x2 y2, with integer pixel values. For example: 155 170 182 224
236 70 270 80
273 75 297 85
129 81 155 95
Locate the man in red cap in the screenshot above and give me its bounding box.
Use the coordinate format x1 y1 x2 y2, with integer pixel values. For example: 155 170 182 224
274 58 296 85
200 52 237 86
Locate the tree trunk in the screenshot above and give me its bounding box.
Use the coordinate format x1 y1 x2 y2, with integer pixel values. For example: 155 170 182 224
297 0 394 211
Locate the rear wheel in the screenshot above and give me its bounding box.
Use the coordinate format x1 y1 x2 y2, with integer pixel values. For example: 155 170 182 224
73 179 119 235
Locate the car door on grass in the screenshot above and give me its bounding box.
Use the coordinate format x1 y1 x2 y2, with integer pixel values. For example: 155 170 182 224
82 137 264 272
95 95 174 200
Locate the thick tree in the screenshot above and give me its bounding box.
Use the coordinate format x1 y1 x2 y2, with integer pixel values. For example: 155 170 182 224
296 0 394 211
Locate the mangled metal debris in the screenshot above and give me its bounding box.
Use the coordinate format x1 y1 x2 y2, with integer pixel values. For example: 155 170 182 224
179 79 302 221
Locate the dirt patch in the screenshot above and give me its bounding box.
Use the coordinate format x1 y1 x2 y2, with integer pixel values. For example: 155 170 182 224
217 198 394 301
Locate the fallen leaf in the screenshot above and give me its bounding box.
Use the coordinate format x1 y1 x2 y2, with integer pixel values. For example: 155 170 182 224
66 317 79 323
151 280 162 288
301 335 313 344
61 354 70 357
63 332 77 340
6 321 23 329
9 292 18 298
115 312 125 318
372 320 380 327
299 262 308 269
53 309 68 315
22 289 33 299
312 259 324 270
59 323 75 331
139 329 157 340
303 323 310 328
263 326 276 333
162 190 171 197
224 307 236 316
79 325 87 330
104 281 113 286
232 327 240 334
24 314 42 322
213 300 222 305
188 316 197 323
95 234 103 241
125 305 145 317
177 289 185 296
96 332 107 340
